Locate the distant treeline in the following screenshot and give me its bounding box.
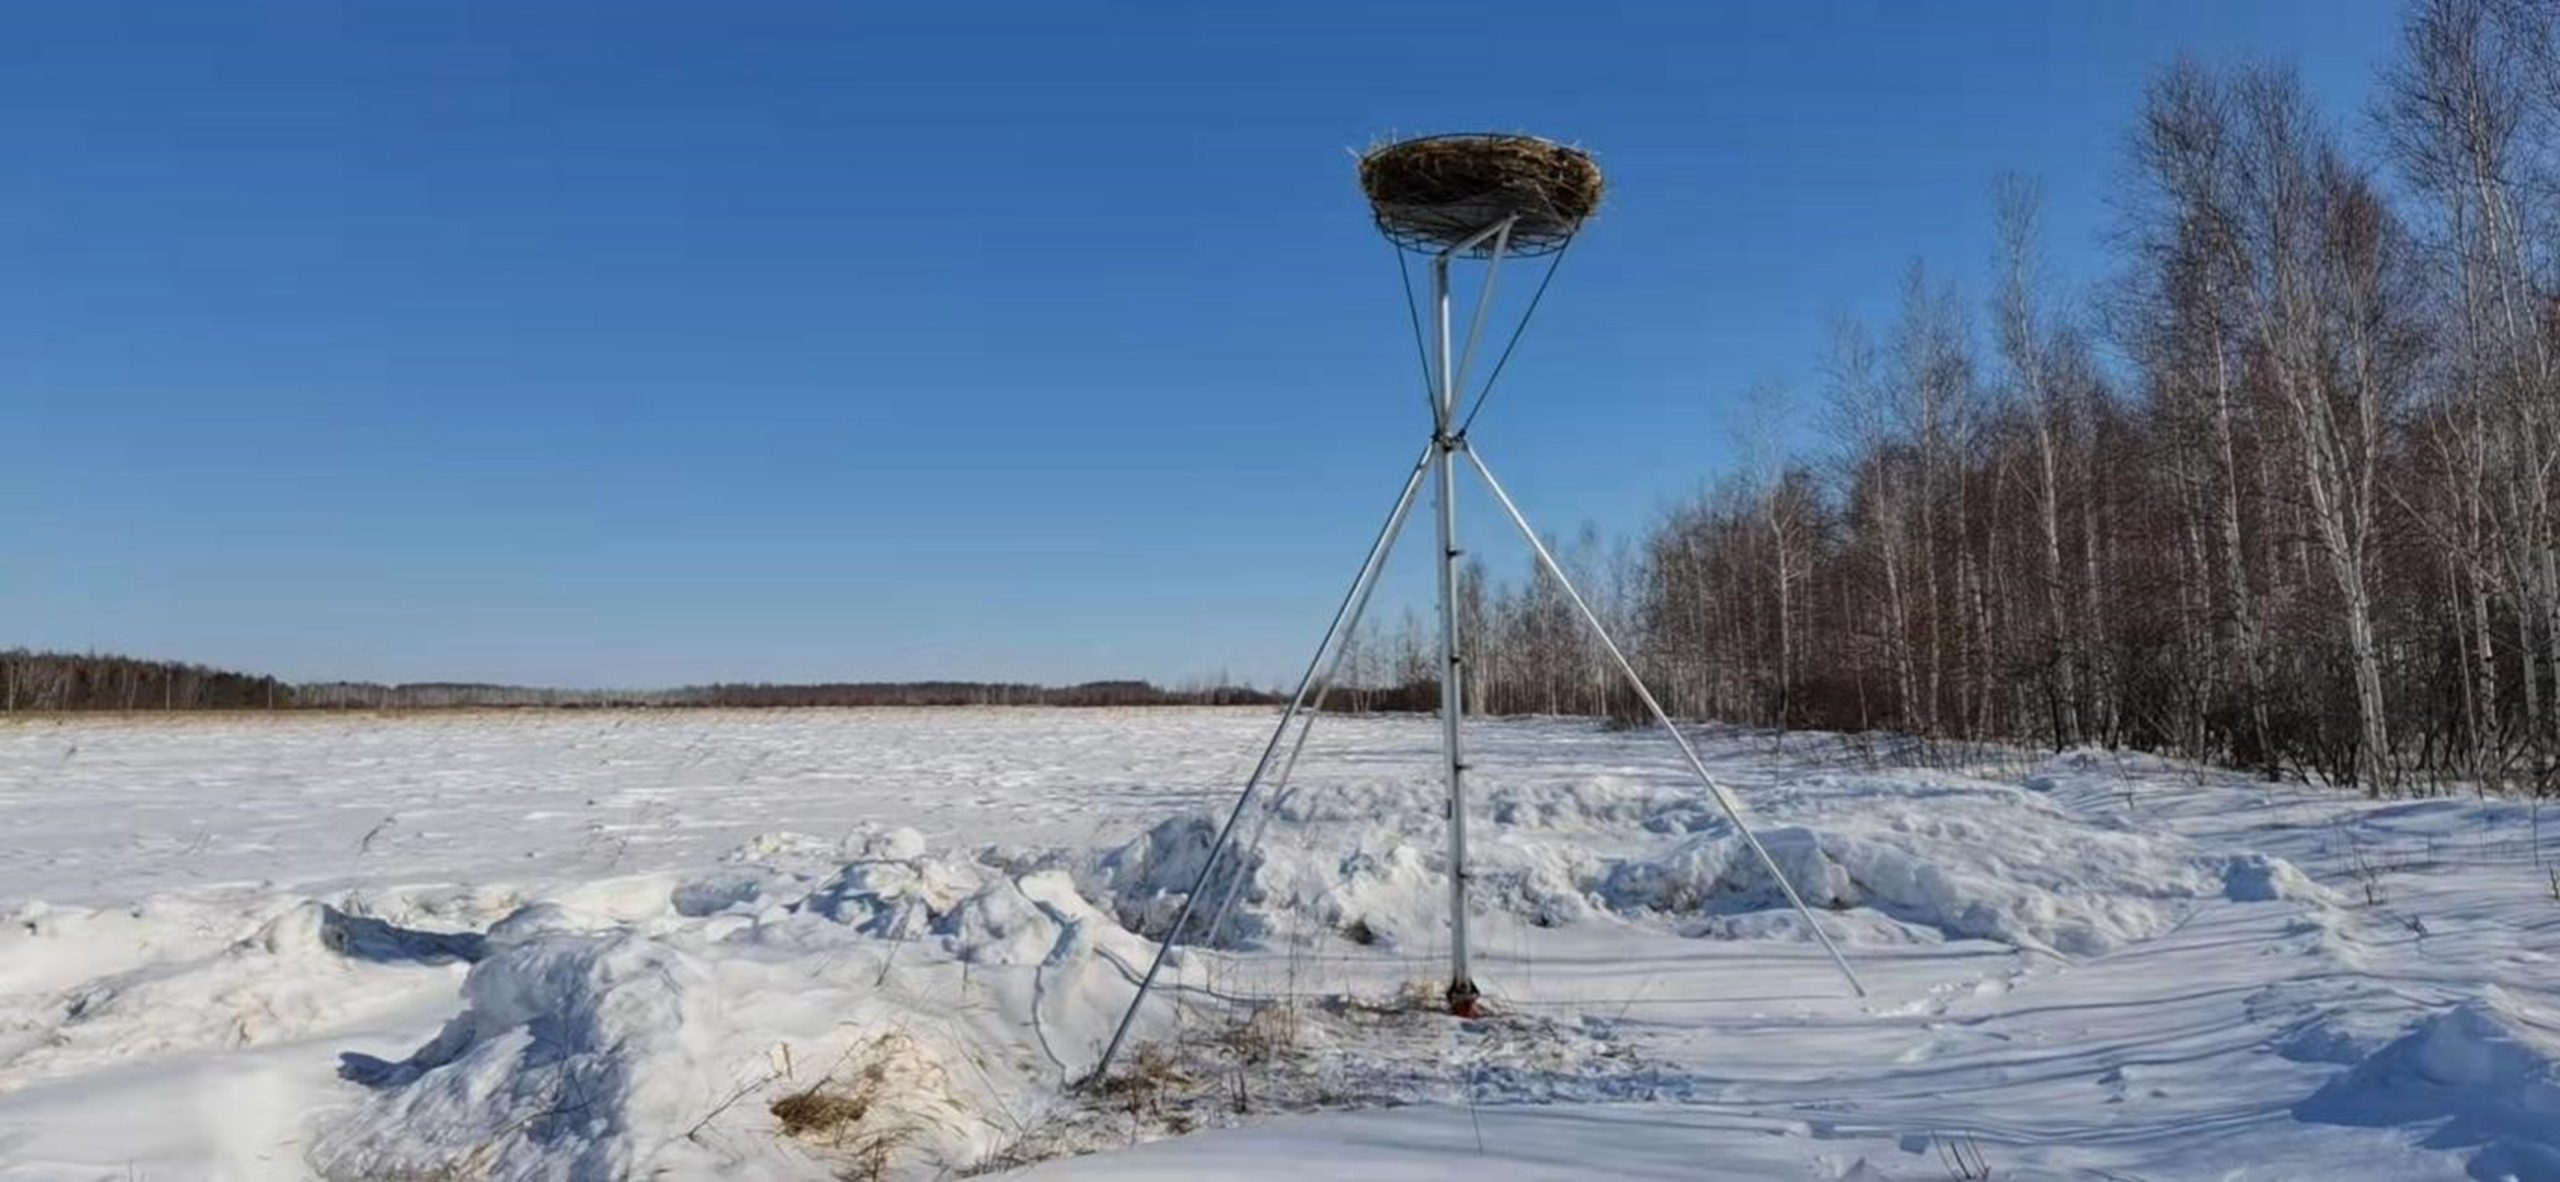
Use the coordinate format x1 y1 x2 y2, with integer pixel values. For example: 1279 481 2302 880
1 650 295 712
674 680 1276 708
0 650 1275 712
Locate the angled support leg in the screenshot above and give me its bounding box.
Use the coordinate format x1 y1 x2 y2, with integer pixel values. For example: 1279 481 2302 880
1200 553 1386 947
1087 440 1438 1084
1461 442 1867 999
1446 215 1517 402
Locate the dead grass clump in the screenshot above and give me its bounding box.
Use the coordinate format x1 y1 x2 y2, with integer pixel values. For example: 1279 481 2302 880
1359 133 1602 256
771 1086 871 1138
767 1030 958 1181
1214 1003 1299 1067
1089 1042 1197 1114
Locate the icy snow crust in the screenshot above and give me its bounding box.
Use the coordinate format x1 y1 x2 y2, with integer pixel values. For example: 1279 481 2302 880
2 710 2555 1180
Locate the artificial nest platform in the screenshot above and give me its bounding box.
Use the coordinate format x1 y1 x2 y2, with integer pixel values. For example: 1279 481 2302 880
1359 133 1602 257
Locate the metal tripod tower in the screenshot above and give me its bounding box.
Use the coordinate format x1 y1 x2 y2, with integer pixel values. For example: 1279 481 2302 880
1088 134 1861 1083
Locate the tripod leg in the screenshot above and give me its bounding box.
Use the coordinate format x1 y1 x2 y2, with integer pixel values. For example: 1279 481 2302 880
1086 440 1437 1084
1461 442 1867 999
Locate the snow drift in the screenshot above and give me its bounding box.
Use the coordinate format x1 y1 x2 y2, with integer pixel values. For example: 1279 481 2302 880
2296 987 2560 1181
1090 771 2240 957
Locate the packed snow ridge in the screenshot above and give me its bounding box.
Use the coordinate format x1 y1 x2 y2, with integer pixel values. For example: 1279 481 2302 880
0 710 2554 1180
1100 769 2236 956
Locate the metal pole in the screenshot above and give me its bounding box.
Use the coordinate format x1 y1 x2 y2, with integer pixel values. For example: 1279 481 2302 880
1461 442 1868 999
1433 247 1477 1017
1421 215 1513 1017
1088 441 1437 1083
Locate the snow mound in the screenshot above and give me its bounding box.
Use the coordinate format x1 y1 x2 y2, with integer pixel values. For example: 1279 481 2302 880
1070 771 2237 956
0 900 484 1090
2221 852 2338 904
2276 1005 2411 1067
311 884 1117 1179
2295 987 2560 1180
670 868 794 918
304 841 1310 1180
1485 774 1722 833
799 853 978 938
1082 814 1609 953
1077 813 1271 948
1593 793 2213 955
1264 780 1434 824
318 929 725 1178
1296 840 1449 949
780 837 1158 974
721 829 850 870
936 873 1068 965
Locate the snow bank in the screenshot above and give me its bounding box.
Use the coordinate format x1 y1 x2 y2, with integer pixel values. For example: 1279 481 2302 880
317 926 729 1178
1076 810 1611 953
1076 813 1271 947
1594 806 2213 954
1483 774 1723 834
2296 987 2560 1180
1580 774 2275 953
299 803 1794 1180
1111 772 2240 957
2221 852 2337 904
1 900 481 1090
306 831 1200 1181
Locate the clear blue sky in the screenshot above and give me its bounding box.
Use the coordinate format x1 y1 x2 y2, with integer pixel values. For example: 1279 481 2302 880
2 1 2399 688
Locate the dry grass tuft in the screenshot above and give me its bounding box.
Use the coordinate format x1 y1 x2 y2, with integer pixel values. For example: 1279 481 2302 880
1214 1003 1298 1067
1089 1042 1198 1112
766 1030 956 1181
771 1086 871 1138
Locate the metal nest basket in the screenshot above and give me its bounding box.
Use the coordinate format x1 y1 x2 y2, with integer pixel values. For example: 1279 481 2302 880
1359 133 1602 258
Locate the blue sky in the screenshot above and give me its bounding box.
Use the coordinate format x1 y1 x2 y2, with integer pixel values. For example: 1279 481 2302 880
2 1 2400 688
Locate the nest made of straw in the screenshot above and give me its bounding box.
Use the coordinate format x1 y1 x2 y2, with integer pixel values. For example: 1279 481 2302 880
1359 133 1602 257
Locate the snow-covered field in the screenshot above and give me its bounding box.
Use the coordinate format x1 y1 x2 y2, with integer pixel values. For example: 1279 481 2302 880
1 708 2554 1180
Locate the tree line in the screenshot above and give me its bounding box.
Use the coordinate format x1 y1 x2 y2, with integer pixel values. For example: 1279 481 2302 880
675 680 1275 708
0 651 1274 712
1336 0 2560 795
1 650 296 712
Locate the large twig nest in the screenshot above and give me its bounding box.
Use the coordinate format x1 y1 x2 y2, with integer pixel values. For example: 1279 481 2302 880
1359 133 1601 257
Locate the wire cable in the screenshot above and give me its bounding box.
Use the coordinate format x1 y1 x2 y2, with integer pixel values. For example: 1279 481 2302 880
1394 241 1439 421
1456 233 1576 438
